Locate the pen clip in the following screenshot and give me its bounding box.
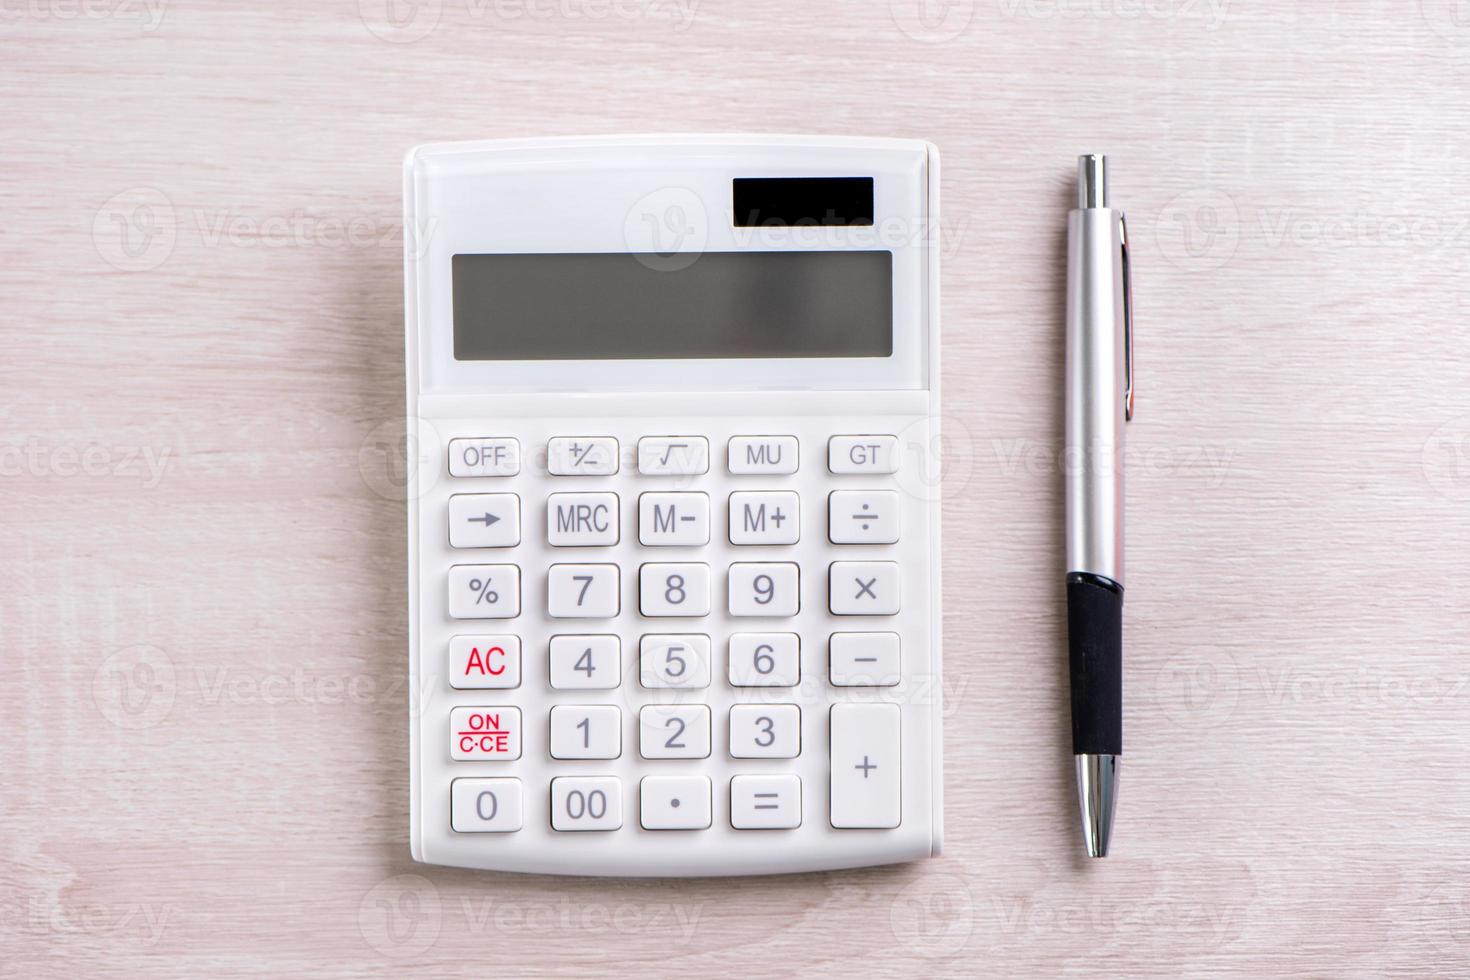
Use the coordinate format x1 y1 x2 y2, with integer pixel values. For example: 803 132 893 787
1120 214 1135 422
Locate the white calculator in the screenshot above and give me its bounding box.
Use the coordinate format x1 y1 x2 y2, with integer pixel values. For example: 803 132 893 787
403 135 942 876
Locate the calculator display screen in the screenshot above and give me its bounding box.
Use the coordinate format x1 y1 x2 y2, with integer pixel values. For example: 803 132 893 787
451 251 893 360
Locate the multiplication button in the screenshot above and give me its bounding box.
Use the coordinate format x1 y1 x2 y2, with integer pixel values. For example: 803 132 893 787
828 561 900 616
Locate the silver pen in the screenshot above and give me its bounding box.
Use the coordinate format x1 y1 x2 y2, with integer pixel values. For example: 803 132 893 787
1064 154 1133 858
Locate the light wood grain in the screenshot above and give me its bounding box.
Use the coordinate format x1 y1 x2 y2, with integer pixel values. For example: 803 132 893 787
4 0 1470 975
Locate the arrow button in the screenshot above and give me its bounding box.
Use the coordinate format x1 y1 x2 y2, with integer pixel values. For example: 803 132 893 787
449 493 521 549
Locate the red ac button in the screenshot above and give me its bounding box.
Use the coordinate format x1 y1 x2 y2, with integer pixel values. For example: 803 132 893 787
449 635 521 690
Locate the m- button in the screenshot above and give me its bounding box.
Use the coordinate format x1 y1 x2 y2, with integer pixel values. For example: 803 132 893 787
828 435 898 475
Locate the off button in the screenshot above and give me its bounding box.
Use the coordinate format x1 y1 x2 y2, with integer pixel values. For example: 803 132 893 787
828 435 898 475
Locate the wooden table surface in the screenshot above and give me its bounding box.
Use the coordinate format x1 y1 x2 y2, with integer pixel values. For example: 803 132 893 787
5 1 1469 975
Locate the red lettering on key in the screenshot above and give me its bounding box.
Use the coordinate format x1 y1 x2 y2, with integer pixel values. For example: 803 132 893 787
464 646 506 677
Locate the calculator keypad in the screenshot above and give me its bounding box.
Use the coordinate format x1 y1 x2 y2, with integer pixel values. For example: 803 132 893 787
431 429 925 849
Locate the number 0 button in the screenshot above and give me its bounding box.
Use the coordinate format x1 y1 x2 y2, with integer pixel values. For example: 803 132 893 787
450 778 523 833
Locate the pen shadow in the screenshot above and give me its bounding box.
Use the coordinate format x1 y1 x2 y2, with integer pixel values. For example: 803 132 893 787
1049 173 1094 872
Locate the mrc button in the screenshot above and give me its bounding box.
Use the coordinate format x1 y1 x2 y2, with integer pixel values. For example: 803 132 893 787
828 435 898 474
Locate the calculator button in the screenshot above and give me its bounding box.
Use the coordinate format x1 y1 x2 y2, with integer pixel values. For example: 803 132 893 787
830 703 900 829
448 635 521 689
638 704 712 760
639 563 711 617
448 438 520 478
639 634 711 689
828 435 899 475
828 490 900 545
443 440 520 478
730 774 802 830
448 493 521 549
728 436 798 475
638 492 710 546
547 564 620 618
638 436 709 476
449 706 522 761
728 491 800 545
550 776 622 832
640 776 712 830
728 633 800 687
547 437 619 476
729 704 801 759
549 705 622 760
450 778 523 833
829 561 900 616
447 564 521 619
547 492 619 547
829 632 901 687
548 634 621 690
728 562 800 617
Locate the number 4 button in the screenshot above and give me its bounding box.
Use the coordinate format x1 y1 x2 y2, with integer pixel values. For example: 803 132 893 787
548 635 620 690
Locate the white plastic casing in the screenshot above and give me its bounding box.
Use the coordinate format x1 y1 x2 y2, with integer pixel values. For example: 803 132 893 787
404 135 942 876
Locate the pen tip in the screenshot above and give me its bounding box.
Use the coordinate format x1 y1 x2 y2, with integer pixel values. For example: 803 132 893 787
1076 753 1118 857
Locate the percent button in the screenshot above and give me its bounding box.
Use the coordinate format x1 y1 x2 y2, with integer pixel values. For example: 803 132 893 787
448 564 522 619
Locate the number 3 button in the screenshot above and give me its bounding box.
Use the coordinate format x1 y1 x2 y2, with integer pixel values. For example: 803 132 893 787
729 704 801 758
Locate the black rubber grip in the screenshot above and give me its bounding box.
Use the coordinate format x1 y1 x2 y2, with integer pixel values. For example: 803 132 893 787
1067 572 1123 756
